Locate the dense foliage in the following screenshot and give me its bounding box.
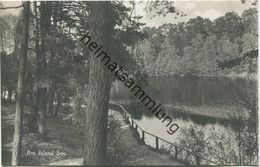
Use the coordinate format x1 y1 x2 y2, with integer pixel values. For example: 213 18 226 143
135 8 257 76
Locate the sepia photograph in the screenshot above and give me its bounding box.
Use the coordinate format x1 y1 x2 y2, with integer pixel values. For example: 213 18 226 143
0 0 258 166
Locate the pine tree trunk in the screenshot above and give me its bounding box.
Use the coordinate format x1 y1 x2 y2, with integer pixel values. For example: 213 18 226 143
11 1 30 165
54 90 61 116
8 88 12 104
83 2 112 165
47 86 55 115
38 89 47 136
30 1 40 131
37 1 48 137
1 89 3 99
29 83 40 132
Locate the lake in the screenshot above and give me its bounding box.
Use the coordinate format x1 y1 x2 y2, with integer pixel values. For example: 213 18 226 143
110 76 257 163
110 76 256 106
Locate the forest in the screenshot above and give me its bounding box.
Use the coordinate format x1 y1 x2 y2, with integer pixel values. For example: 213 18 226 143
1 1 149 165
134 8 257 77
0 1 258 166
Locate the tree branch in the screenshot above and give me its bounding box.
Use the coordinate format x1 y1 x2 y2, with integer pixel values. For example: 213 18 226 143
0 5 23 10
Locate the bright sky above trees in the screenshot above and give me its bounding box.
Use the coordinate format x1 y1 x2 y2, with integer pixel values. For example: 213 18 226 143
1 1 254 28
130 1 253 27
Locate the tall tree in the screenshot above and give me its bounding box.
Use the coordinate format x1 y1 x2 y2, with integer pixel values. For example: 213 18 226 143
11 1 30 165
28 1 41 132
37 1 51 136
83 2 113 164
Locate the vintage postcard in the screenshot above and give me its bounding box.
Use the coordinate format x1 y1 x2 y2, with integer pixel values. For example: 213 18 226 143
1 0 258 166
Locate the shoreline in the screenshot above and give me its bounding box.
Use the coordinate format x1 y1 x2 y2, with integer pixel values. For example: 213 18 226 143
115 102 245 127
144 73 257 80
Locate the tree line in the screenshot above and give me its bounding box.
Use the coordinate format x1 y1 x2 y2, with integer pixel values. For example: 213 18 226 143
134 8 257 76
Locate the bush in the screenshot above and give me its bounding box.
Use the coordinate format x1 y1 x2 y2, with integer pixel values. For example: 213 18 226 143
107 115 129 164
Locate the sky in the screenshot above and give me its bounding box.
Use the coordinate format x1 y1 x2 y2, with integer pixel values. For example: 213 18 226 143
0 0 255 27
134 1 254 27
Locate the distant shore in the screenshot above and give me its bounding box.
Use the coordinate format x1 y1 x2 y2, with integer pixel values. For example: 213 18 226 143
146 73 257 80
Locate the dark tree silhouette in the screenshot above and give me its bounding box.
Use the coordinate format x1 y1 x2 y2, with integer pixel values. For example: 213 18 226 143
11 1 30 165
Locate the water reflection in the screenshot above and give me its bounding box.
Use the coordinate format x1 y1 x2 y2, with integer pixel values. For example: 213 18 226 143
111 76 256 106
109 76 257 165
110 76 256 125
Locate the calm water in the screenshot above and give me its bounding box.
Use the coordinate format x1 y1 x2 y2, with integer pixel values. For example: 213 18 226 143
111 76 255 106
110 76 256 147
